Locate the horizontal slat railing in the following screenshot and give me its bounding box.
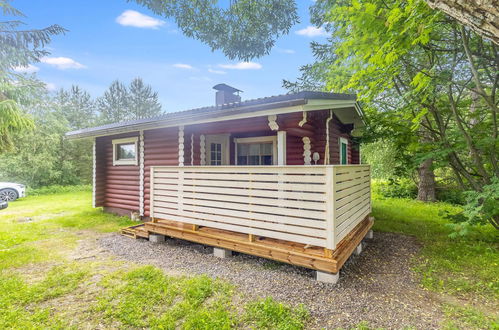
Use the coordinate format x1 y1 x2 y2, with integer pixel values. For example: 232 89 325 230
331 165 371 244
150 165 371 250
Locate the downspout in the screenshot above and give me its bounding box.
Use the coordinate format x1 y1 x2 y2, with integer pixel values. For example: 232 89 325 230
324 110 333 165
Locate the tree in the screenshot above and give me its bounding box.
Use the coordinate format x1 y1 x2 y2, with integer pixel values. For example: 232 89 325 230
0 0 65 152
131 0 299 60
0 86 96 187
97 80 130 124
287 0 498 228
128 77 162 119
425 0 499 45
98 79 163 124
55 86 96 130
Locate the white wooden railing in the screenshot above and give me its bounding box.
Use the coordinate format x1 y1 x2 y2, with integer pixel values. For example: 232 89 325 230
150 165 370 250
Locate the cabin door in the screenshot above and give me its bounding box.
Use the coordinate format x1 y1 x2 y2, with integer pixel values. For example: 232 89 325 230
205 134 230 165
339 137 348 165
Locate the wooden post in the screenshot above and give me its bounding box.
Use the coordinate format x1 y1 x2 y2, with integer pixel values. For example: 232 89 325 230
150 166 155 219
325 167 337 250
139 130 144 216
277 131 286 165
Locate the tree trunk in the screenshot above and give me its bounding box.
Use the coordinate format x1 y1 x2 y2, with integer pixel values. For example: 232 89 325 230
426 0 499 45
417 158 436 202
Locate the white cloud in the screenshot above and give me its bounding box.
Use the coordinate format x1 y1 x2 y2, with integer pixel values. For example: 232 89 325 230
189 76 212 82
173 63 194 70
116 10 165 29
40 57 86 70
13 64 39 73
218 62 262 70
208 68 226 75
295 26 328 37
278 48 295 54
44 82 57 91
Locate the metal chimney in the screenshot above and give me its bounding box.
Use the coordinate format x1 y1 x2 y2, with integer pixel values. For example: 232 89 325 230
213 83 242 106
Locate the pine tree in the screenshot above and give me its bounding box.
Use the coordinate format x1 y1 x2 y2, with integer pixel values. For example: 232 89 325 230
0 0 65 152
55 86 96 130
128 77 162 119
97 80 130 124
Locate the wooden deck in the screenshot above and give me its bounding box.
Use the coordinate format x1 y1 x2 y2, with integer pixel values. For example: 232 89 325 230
121 215 373 274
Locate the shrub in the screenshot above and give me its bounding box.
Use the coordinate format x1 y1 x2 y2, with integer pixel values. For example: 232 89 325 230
372 179 417 199
27 185 92 196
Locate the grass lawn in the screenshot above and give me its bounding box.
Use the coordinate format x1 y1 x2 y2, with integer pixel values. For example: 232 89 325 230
372 196 498 329
0 190 497 328
0 191 308 329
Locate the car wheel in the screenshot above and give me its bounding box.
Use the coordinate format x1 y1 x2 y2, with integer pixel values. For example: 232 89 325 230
0 188 18 201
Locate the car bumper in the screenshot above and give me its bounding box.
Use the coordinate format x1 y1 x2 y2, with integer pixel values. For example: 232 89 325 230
18 187 26 198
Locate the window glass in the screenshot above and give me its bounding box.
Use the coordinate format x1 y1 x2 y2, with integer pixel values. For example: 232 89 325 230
117 143 136 160
210 143 222 165
237 141 273 165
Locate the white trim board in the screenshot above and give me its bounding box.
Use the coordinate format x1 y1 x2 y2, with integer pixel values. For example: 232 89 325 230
112 137 139 166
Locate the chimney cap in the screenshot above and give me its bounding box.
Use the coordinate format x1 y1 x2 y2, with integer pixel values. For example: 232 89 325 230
213 83 242 94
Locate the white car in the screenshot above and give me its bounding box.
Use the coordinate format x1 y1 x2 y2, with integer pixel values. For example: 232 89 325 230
0 182 26 201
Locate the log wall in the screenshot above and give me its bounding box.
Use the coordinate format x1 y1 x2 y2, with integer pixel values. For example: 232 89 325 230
95 110 361 216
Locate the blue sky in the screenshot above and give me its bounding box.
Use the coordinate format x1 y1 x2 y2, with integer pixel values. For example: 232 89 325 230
13 0 328 111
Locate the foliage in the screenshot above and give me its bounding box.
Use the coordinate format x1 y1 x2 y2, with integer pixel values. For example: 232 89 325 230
0 78 162 187
244 297 309 330
361 140 411 179
0 99 34 152
27 184 91 196
98 77 163 124
287 0 499 230
0 0 65 153
132 0 299 61
372 196 498 300
372 179 418 199
445 177 499 236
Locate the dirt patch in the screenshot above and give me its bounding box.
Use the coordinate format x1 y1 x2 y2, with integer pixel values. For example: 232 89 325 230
99 231 445 329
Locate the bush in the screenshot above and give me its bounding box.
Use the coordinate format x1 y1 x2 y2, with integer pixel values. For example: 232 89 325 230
372 179 417 199
436 188 466 205
27 185 92 196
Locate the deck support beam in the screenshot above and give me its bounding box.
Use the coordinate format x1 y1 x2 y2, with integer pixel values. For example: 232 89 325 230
316 271 339 284
213 247 233 259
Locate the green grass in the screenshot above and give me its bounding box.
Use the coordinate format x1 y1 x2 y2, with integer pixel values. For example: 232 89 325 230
372 196 499 328
0 191 309 329
0 191 134 269
372 196 498 300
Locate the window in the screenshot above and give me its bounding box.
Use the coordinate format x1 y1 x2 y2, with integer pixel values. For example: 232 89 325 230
210 143 222 165
339 137 349 165
235 136 277 165
112 137 138 166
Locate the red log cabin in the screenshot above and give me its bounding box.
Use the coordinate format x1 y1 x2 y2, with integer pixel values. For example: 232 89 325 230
66 84 373 283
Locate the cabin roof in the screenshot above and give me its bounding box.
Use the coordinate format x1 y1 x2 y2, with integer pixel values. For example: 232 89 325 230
66 91 362 139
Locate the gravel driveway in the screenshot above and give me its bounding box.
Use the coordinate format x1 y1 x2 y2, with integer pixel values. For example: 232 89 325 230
99 231 444 329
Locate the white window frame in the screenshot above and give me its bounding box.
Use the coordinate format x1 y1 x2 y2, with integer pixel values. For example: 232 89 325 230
112 137 138 166
339 137 349 165
235 136 277 165
205 134 230 165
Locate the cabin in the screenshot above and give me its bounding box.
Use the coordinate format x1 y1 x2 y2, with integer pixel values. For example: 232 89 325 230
66 84 373 283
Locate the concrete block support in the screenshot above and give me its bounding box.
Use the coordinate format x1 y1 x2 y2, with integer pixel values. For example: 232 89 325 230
316 271 339 284
149 234 166 243
366 230 374 239
354 243 363 256
213 247 233 258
